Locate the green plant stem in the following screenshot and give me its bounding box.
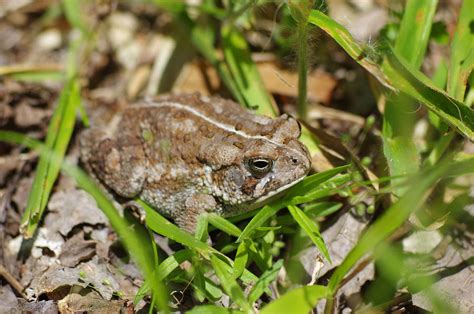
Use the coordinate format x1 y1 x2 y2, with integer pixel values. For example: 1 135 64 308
297 22 309 119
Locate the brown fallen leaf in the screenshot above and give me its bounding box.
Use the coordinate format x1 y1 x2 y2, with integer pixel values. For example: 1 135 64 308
34 257 120 301
46 189 108 237
58 292 126 314
59 232 97 267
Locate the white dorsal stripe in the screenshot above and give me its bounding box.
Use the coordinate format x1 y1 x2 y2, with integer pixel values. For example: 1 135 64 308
135 100 308 160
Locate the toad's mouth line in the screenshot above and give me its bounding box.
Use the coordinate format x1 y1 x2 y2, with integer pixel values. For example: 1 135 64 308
246 174 306 210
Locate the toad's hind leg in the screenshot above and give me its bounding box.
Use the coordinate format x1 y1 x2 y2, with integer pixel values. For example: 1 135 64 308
79 128 147 198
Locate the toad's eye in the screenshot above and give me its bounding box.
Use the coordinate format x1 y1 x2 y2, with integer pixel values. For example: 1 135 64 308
246 157 274 177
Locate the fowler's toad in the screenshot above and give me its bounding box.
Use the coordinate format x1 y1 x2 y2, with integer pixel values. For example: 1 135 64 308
80 94 311 231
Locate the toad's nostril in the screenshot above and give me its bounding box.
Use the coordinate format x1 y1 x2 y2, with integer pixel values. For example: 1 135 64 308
292 158 298 164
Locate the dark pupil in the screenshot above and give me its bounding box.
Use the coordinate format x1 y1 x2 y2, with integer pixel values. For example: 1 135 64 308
253 160 269 169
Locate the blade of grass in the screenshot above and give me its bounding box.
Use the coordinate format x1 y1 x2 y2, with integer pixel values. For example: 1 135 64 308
134 249 194 305
188 305 237 314
157 249 193 280
394 0 438 69
304 202 343 218
208 213 242 237
210 255 252 312
19 0 91 238
221 23 276 116
20 78 80 238
260 285 329 314
237 204 280 242
427 59 449 133
247 259 283 303
62 0 89 35
287 0 313 119
152 0 186 13
0 64 63 79
195 213 210 242
382 0 437 195
194 271 224 302
0 131 169 312
137 199 217 256
232 240 250 279
288 205 330 263
289 173 353 204
286 164 350 197
7 71 64 82
447 0 474 100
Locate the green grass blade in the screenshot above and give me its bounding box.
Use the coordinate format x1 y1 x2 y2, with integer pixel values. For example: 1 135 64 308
157 249 193 280
208 213 242 237
134 249 192 305
210 255 252 312
0 64 63 81
260 285 329 314
237 204 283 242
381 135 419 195
427 58 449 134
138 199 217 256
286 164 350 197
232 240 250 279
445 157 474 177
394 0 438 69
62 0 89 34
447 0 474 100
288 205 331 263
382 0 437 194
287 1 313 119
20 78 80 238
221 24 276 117
289 173 353 204
304 202 343 218
247 259 283 303
152 0 186 13
0 131 169 312
195 213 210 241
327 157 474 294
188 305 238 314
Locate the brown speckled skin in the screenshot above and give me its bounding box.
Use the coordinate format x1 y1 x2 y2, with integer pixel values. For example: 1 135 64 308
80 93 311 231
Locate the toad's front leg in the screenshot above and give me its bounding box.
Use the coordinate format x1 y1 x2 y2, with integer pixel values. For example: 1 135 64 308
174 193 218 233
